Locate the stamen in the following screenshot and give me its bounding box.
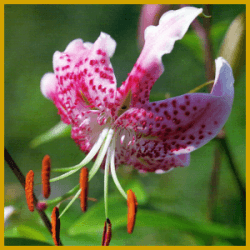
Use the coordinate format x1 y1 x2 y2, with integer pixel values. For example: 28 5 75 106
51 127 109 173
110 139 127 200
42 155 51 199
188 80 214 93
104 148 111 219
25 170 34 212
49 128 111 184
51 206 61 246
80 167 88 212
127 189 138 234
88 128 114 181
102 218 112 246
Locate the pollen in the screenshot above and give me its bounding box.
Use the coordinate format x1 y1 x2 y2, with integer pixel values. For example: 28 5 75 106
42 155 51 199
127 189 138 234
80 167 88 212
102 218 112 246
51 206 61 246
25 170 35 212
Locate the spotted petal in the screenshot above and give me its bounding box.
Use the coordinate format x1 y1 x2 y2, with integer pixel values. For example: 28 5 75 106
115 136 190 173
118 7 203 107
116 57 234 156
41 33 117 124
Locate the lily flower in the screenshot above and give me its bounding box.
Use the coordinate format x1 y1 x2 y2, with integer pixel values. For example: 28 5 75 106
40 6 234 244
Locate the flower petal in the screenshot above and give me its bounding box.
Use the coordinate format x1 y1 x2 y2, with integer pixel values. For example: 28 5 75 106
42 33 117 125
116 57 234 156
40 72 57 100
118 7 203 107
121 138 190 172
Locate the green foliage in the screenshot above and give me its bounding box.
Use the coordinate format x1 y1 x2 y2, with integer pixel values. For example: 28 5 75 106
4 4 245 246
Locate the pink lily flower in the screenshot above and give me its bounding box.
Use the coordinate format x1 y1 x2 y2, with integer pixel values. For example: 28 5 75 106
41 6 234 175
40 7 234 235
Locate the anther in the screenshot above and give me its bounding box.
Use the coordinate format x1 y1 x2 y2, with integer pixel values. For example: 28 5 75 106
42 155 51 199
51 206 61 246
80 167 88 212
127 189 138 234
102 218 112 246
25 170 34 212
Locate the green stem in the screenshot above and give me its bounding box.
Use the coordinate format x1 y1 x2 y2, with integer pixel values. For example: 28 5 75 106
4 148 63 246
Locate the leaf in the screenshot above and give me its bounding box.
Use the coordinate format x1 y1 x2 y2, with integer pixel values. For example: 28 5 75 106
4 237 52 246
16 225 47 242
29 121 71 148
68 195 127 236
136 210 244 240
219 12 246 80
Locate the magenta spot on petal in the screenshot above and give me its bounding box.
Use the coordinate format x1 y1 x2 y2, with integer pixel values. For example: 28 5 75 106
201 124 206 128
171 100 177 108
208 132 212 135
214 121 218 125
199 135 204 140
155 107 159 112
176 126 182 132
173 110 178 115
180 105 186 111
185 111 190 116
101 59 105 64
186 101 190 105
97 49 102 55
187 141 191 145
189 135 195 140
164 111 171 120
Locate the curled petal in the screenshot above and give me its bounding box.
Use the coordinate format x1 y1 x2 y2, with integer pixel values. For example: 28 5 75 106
118 7 203 106
116 57 234 157
138 4 171 49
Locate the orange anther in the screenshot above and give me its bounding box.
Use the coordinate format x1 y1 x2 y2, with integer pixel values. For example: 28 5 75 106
42 155 51 199
51 206 60 246
80 167 88 212
25 170 34 212
127 189 138 234
102 218 112 246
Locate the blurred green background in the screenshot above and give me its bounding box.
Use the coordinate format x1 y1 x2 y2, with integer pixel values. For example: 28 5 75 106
4 4 245 246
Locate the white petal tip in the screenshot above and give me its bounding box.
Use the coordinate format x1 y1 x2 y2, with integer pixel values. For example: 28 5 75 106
40 72 57 100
